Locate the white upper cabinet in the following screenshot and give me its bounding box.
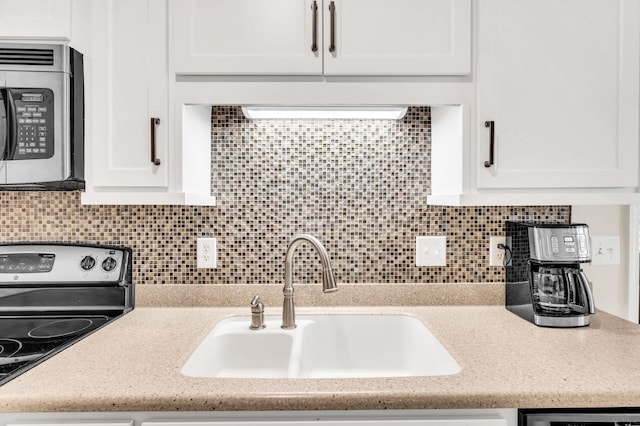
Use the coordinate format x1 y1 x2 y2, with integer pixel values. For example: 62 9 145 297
475 0 639 189
79 0 216 205
0 0 71 40
170 0 471 76
89 0 168 188
84 0 169 191
171 0 321 75
323 0 471 76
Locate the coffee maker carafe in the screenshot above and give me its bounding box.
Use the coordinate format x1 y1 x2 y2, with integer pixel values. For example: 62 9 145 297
505 221 595 327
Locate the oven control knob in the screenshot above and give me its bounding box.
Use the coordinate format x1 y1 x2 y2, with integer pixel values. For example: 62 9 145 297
80 256 96 271
102 257 117 272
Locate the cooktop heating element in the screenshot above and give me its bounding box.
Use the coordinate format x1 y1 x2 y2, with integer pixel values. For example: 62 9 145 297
0 243 133 385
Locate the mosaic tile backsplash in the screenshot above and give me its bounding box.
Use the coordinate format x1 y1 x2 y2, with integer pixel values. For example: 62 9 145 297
0 106 569 285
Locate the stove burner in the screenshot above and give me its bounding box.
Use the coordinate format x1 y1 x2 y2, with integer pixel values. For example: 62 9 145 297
0 339 21 357
27 319 94 339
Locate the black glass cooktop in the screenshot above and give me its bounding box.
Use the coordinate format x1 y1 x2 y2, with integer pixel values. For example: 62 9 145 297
0 315 112 382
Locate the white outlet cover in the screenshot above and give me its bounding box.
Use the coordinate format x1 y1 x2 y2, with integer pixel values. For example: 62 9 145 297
416 236 447 267
489 236 506 267
197 237 217 269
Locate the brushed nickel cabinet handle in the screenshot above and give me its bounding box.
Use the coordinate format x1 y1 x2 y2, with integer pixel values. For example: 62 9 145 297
483 120 495 168
328 1 336 53
311 0 318 52
150 117 161 166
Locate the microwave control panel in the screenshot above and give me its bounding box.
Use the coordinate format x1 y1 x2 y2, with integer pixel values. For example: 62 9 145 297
10 88 54 160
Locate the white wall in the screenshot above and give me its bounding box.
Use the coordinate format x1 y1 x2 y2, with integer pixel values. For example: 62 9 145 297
571 205 631 320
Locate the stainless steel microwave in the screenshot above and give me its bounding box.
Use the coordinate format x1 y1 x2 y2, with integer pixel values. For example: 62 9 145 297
0 43 84 190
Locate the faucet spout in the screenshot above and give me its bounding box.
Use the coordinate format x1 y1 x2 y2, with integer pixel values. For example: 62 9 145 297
322 268 338 293
282 234 337 329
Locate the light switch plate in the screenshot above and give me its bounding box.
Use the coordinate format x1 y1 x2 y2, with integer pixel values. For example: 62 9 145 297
416 236 447 267
591 236 620 265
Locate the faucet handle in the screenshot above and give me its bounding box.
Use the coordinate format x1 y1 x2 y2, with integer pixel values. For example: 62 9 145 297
250 295 266 330
250 295 263 311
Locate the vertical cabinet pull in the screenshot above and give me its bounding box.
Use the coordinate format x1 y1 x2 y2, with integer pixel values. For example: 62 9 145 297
311 1 318 52
483 120 495 168
328 1 336 53
150 117 161 166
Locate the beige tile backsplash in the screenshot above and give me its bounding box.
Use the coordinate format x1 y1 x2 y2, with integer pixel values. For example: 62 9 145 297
0 106 569 285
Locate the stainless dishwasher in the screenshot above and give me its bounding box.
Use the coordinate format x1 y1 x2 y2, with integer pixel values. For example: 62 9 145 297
520 409 640 425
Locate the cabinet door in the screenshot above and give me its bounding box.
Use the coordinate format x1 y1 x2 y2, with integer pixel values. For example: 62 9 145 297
7 423 132 426
90 0 168 188
477 0 640 189
323 0 471 76
171 0 322 75
0 0 71 40
143 419 507 426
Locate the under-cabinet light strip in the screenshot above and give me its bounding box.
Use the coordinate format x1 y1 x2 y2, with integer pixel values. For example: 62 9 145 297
241 106 408 120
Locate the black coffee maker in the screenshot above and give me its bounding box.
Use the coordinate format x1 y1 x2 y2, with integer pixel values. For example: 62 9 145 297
505 221 595 327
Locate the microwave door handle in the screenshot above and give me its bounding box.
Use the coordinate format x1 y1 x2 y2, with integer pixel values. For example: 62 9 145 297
4 90 17 159
0 90 6 160
577 269 596 314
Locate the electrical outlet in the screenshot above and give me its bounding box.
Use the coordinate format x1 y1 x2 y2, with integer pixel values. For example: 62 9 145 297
489 236 507 267
197 238 217 268
591 236 620 265
416 236 446 266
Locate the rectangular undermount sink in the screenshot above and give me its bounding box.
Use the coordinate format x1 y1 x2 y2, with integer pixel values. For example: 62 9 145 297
182 315 460 379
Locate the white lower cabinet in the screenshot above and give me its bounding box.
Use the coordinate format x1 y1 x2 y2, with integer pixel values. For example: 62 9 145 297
0 410 518 426
6 423 131 426
143 419 507 426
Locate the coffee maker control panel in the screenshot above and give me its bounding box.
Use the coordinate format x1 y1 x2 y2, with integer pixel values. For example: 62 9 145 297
529 225 591 263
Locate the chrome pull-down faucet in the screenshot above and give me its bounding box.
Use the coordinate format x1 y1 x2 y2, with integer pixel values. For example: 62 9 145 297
282 234 337 329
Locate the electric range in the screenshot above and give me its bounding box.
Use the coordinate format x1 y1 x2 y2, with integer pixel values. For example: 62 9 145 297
0 243 133 385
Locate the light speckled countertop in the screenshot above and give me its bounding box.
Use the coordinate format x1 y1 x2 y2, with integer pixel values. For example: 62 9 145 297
0 301 639 412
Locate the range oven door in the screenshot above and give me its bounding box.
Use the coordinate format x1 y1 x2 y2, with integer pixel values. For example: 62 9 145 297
0 70 69 187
